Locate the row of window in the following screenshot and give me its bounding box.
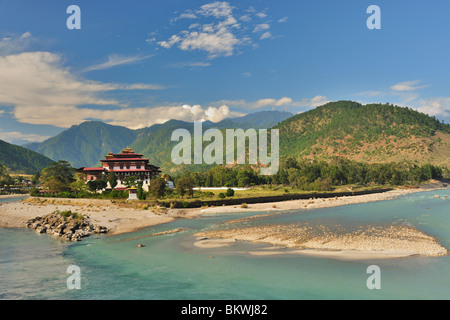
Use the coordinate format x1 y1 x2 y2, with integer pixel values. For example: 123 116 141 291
108 163 145 170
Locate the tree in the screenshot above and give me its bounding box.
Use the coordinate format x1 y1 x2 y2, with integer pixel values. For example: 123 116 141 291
108 171 118 189
150 177 167 198
123 176 138 188
87 179 107 192
41 161 75 192
137 181 146 200
70 172 88 193
0 164 13 188
31 171 41 186
177 176 194 198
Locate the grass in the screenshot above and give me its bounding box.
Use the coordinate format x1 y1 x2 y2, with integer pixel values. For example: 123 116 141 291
114 183 395 208
54 210 84 221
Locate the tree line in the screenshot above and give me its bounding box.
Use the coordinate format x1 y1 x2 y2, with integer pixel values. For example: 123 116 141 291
29 156 445 200
173 156 444 191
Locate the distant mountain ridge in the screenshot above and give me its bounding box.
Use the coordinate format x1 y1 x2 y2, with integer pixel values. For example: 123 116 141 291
23 103 450 174
25 111 293 169
26 121 138 169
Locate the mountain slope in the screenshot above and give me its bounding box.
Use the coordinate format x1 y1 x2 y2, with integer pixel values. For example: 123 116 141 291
26 121 138 168
275 101 450 167
215 110 293 129
25 111 293 170
131 111 293 172
0 139 54 174
22 104 449 174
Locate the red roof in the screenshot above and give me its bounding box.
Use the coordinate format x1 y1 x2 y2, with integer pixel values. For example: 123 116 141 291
101 158 149 162
82 167 105 171
114 153 143 156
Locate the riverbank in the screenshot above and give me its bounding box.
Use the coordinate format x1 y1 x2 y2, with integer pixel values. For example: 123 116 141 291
190 185 449 260
0 194 28 199
0 183 447 239
0 197 174 235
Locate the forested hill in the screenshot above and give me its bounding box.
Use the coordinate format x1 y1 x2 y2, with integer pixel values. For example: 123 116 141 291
25 111 292 169
0 139 53 174
276 101 450 167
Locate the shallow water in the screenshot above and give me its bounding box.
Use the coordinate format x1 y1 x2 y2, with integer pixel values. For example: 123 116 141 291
1 190 449 300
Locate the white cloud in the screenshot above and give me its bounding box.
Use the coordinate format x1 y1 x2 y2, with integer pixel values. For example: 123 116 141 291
179 12 198 20
164 27 242 58
252 97 293 109
0 52 163 107
0 131 51 143
158 2 276 59
391 80 428 92
256 12 267 18
240 15 251 22
253 24 270 33
278 17 288 23
0 50 167 128
0 32 35 55
417 98 450 118
12 103 244 129
82 54 153 72
169 61 212 68
211 96 329 112
260 32 272 40
159 2 244 58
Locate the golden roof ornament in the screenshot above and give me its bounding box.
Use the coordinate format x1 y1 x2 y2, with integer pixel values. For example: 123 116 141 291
122 146 133 153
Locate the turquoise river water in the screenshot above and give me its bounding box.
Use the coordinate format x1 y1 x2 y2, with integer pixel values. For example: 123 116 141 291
0 189 449 300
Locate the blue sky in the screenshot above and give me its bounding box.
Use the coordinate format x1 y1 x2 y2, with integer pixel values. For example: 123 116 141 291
0 0 450 144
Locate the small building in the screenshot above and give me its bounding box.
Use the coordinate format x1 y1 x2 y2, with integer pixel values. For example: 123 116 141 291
78 147 161 191
127 187 138 200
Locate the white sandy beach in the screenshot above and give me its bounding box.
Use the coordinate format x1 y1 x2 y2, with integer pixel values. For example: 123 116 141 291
0 197 174 235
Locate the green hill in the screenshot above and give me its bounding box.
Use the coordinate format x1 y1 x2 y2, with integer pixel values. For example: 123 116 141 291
26 121 138 169
0 139 54 174
275 101 450 168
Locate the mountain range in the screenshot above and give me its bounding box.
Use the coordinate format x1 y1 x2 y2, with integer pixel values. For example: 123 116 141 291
24 110 293 171
4 101 449 175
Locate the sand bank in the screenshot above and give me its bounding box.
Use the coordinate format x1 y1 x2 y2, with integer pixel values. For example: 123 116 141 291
194 223 448 260
0 197 174 235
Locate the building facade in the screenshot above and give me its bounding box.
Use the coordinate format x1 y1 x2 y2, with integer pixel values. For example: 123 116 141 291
79 147 161 191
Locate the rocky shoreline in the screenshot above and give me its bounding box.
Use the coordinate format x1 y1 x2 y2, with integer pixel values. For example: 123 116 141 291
26 211 108 242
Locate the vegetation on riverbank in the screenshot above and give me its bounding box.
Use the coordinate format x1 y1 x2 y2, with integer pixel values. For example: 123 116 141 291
22 154 445 210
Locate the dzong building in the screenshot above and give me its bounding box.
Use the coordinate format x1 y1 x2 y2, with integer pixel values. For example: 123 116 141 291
79 147 161 191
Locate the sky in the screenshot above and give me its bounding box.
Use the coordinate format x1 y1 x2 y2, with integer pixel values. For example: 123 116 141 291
0 0 450 145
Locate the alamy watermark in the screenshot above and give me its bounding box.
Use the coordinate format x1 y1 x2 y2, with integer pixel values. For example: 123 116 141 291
67 265 81 290
366 265 381 290
171 122 279 175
